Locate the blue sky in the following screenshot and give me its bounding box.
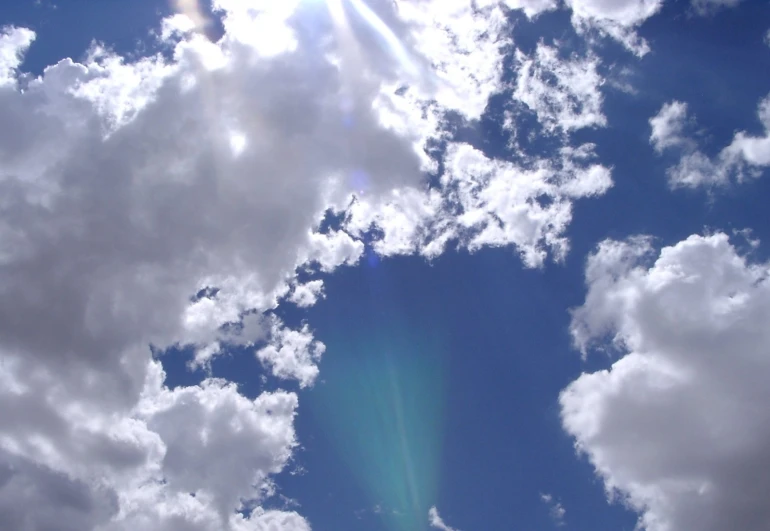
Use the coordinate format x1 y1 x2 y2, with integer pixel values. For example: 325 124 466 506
0 1 769 531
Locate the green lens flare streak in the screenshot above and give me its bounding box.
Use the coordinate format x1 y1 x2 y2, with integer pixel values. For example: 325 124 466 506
310 321 446 531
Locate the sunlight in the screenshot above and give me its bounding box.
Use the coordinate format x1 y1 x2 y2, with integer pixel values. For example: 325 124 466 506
325 0 418 78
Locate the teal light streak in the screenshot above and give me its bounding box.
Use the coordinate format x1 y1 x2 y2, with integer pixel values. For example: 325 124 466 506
310 318 446 531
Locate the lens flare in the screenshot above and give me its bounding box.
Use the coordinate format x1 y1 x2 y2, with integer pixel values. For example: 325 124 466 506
325 0 418 78
310 308 447 531
172 0 211 34
346 0 417 76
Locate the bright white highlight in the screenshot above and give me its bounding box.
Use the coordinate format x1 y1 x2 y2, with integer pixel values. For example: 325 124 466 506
326 0 419 78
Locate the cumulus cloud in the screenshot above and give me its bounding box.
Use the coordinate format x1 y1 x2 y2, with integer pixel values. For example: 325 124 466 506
0 0 619 528
513 43 606 135
288 280 326 308
0 26 34 82
724 93 770 167
651 94 770 187
563 232 770 531
256 320 326 388
346 141 613 266
429 506 460 531
649 101 692 153
0 5 424 528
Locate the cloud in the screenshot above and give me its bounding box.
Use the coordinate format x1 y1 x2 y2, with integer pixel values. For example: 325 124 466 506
723 93 770 167
0 26 35 82
562 232 770 531
346 142 613 267
0 4 428 527
429 506 459 531
502 0 559 18
564 0 664 56
256 320 326 388
288 280 326 308
690 0 744 15
649 101 692 153
540 493 566 527
0 0 619 528
651 94 770 187
561 0 745 54
513 43 606 135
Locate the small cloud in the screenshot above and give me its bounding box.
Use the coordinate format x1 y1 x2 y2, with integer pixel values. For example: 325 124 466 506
540 493 566 527
732 228 761 249
690 0 744 16
288 280 325 308
429 506 460 531
649 101 692 153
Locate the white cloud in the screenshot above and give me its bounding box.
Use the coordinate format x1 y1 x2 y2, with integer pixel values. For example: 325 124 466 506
0 1 619 528
344 141 613 267
256 320 326 388
652 94 770 187
288 280 325 308
443 143 612 265
513 43 606 135
649 101 691 153
564 0 663 56
0 6 425 527
563 0 742 53
395 0 511 121
429 506 459 531
723 93 770 167
540 493 566 527
502 0 559 18
562 232 770 531
765 29 770 47
0 27 35 84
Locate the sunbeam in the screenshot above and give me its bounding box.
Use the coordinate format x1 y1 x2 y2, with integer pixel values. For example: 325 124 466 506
325 0 419 78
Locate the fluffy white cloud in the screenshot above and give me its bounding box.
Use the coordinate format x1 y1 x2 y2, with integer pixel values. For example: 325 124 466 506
346 141 613 266
429 506 459 531
0 353 305 531
0 4 425 527
562 232 770 531
0 27 34 83
723 93 770 167
288 280 326 308
256 320 326 388
395 0 510 121
0 0 620 528
651 94 770 187
649 101 691 153
513 43 606 135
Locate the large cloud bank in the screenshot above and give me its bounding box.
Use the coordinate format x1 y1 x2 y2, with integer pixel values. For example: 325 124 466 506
562 233 770 531
0 0 624 528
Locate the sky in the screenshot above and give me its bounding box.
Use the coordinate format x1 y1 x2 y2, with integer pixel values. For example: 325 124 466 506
0 0 769 530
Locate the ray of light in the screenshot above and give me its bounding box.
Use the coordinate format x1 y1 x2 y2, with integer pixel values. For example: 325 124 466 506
310 310 447 531
325 0 418 78
346 0 418 77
